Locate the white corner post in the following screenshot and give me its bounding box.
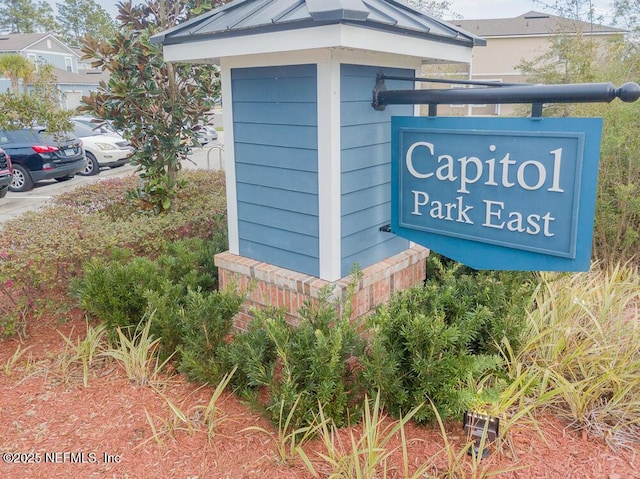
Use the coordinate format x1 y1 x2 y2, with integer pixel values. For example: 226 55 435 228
317 59 342 281
220 59 239 255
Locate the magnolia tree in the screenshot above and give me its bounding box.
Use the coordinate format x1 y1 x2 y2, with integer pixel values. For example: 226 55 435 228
82 0 223 213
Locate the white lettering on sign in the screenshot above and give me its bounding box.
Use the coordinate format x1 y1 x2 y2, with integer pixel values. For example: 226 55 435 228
405 142 565 194
405 141 564 238
411 191 474 224
482 200 556 237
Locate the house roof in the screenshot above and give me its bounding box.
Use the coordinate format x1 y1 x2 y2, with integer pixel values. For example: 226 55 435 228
453 11 625 37
0 33 79 56
0 33 49 52
45 66 109 86
151 0 485 47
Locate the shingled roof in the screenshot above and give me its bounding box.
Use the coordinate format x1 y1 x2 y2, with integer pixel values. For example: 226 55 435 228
49 67 110 85
151 0 485 47
0 33 49 52
0 33 78 56
453 11 625 37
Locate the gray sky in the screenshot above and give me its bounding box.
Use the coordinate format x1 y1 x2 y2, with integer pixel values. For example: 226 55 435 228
93 0 616 23
447 0 614 20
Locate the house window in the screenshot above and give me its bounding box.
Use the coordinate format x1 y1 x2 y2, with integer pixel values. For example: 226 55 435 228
27 53 38 71
46 39 52 49
469 79 502 115
65 57 73 72
449 80 503 116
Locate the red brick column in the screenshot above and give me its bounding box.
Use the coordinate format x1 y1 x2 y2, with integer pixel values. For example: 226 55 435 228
215 245 429 330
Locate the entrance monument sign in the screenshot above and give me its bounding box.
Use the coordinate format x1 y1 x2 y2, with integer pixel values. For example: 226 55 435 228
152 0 639 321
151 0 484 324
391 117 602 271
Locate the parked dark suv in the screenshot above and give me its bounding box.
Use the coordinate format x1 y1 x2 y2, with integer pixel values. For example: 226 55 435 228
0 147 12 198
0 128 86 192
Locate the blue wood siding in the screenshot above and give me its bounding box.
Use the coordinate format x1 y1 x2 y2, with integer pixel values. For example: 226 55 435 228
232 64 320 277
22 51 77 73
340 64 413 276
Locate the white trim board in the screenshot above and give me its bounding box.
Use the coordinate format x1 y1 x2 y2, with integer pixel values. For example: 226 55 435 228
219 60 239 255
163 24 472 66
317 61 342 281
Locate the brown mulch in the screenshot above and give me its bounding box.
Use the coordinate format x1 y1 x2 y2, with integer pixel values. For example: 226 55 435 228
1 308 638 479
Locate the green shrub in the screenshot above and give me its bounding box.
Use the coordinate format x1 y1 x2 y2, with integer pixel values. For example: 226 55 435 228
53 176 138 216
362 255 536 423
142 279 188 359
519 36 640 265
224 257 535 427
592 100 640 265
74 236 226 355
224 288 367 428
176 288 244 383
73 235 244 378
222 308 277 392
158 236 225 291
73 255 165 343
426 256 536 355
0 170 227 340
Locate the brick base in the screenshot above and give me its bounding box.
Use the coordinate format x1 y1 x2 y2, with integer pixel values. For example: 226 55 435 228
215 245 430 331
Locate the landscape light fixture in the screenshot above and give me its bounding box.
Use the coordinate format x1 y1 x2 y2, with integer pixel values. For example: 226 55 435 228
463 411 500 459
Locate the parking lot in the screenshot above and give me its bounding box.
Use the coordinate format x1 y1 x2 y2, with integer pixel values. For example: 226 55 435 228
0 136 224 225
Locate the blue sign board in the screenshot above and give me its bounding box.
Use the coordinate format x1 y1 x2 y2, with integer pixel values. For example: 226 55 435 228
391 117 603 271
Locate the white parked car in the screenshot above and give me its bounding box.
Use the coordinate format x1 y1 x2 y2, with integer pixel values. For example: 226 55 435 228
71 117 135 176
192 123 218 145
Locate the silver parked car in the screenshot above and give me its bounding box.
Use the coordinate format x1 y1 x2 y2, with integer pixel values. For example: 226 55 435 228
71 117 135 176
192 123 218 145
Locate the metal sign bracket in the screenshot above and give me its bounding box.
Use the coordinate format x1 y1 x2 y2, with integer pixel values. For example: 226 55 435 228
372 73 640 118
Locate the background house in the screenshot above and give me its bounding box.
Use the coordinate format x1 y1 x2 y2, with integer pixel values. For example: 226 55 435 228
426 11 625 116
0 33 106 110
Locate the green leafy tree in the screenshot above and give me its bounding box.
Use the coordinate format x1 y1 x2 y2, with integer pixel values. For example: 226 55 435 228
0 0 57 33
534 0 604 23
519 23 640 264
81 0 223 213
613 0 640 33
56 0 116 47
0 63 71 132
0 53 34 93
518 33 600 93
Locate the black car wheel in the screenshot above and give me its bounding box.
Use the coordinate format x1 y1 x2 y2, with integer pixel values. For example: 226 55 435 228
79 152 100 176
9 164 34 192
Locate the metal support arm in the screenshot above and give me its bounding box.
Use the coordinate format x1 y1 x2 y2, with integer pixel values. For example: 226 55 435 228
371 74 640 114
